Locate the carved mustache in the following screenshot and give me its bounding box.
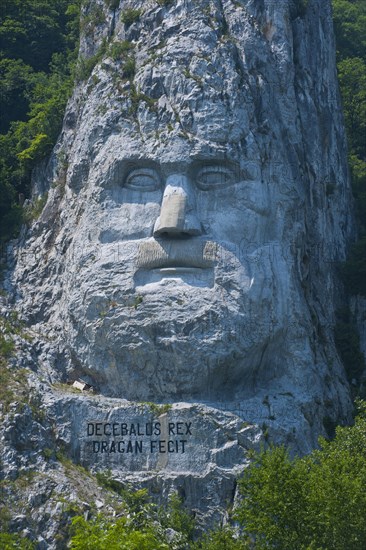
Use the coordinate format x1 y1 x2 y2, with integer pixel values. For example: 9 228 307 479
136 239 218 269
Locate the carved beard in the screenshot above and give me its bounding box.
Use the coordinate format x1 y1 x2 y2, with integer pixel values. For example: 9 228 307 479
62 239 289 401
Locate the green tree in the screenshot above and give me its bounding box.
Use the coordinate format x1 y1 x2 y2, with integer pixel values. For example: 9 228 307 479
337 57 366 158
70 515 169 550
69 487 198 549
235 446 309 549
235 400 366 549
0 0 81 244
192 527 249 549
158 492 195 544
0 533 35 549
0 58 34 133
332 0 366 60
0 178 22 241
332 1 366 302
0 0 72 73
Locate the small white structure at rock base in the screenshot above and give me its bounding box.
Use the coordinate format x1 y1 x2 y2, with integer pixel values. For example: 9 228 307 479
72 380 92 392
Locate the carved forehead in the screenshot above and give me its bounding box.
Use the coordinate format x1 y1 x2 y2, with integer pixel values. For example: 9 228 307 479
68 0 297 193
75 5 260 152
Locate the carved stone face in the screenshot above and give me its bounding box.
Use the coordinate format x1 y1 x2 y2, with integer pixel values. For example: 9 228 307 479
9 1 352 450
26 0 346 406
60 131 296 402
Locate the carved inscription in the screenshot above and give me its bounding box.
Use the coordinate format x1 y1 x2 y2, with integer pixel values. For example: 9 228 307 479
87 421 193 454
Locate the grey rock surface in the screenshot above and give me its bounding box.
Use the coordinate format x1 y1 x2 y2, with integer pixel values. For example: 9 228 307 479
1 0 358 542
48 389 262 524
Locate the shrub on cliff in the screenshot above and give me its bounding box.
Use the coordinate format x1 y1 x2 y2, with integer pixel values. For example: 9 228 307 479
235 399 366 549
70 515 169 550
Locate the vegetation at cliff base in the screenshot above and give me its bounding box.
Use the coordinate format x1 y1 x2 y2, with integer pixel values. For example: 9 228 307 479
0 533 34 549
236 399 366 549
70 515 169 550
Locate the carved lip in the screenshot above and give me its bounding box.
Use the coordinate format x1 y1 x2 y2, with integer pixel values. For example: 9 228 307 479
135 239 218 270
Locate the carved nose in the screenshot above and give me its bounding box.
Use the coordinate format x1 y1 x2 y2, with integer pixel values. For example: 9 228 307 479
153 174 201 238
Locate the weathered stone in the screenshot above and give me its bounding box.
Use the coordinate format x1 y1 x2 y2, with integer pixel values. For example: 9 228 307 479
0 0 358 543
10 0 354 438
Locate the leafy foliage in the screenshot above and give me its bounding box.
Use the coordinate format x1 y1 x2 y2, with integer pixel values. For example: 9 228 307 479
158 492 196 545
123 56 136 79
0 533 35 549
120 8 142 27
156 0 175 6
349 153 366 234
109 40 133 61
332 0 366 60
1 0 69 73
0 0 81 243
235 400 366 549
70 485 196 550
23 193 49 225
0 310 31 413
337 56 366 159
70 515 169 550
191 527 249 549
332 0 366 296
76 38 108 81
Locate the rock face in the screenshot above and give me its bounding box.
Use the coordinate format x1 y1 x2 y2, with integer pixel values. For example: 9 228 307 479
3 0 356 532
47 391 262 524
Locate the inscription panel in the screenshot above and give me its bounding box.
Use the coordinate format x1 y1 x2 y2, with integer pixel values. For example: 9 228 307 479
68 403 258 474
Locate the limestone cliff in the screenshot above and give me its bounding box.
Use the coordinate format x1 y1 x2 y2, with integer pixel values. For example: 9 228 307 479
1 0 357 544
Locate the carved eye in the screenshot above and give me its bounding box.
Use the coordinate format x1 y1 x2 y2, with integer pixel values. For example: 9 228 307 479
125 168 161 191
196 165 234 190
